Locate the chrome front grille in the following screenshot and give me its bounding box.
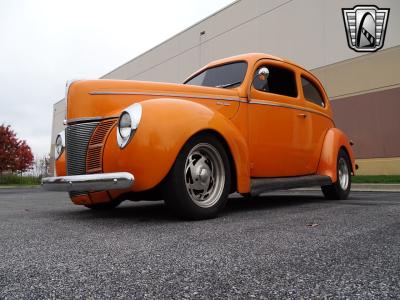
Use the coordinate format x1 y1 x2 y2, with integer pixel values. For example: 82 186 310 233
86 119 116 174
66 122 99 176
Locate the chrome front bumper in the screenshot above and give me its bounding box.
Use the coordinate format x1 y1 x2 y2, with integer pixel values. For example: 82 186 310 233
41 172 134 192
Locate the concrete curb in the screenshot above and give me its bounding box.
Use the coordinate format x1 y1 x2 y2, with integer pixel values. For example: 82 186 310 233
350 184 400 192
0 185 40 189
297 183 400 193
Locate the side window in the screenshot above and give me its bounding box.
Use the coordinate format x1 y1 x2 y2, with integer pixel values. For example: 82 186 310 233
301 76 325 107
253 65 297 98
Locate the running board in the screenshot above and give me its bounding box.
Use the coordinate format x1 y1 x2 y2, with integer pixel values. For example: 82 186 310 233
251 175 332 196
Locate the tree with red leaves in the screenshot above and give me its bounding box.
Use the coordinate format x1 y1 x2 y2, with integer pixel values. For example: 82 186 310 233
15 140 34 173
0 124 18 174
0 124 34 174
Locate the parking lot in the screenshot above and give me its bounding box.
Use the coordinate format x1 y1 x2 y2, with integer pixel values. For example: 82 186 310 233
0 187 399 299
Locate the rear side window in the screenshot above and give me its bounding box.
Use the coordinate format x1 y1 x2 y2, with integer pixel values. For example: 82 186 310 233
301 76 325 107
253 65 297 98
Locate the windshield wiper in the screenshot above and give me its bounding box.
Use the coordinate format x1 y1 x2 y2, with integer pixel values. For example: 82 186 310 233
215 81 242 88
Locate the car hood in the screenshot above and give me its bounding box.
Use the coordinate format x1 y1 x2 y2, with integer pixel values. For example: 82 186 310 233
66 79 244 121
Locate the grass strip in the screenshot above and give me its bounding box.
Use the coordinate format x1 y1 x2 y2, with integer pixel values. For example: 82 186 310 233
352 175 400 184
0 174 41 185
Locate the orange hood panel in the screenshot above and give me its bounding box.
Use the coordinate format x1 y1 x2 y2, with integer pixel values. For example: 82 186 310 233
67 80 243 121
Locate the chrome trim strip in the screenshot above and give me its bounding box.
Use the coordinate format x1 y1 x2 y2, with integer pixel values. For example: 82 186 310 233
41 172 134 192
249 99 332 120
67 116 118 125
89 91 247 103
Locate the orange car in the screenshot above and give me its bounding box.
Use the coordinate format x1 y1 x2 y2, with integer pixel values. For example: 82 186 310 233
42 53 355 219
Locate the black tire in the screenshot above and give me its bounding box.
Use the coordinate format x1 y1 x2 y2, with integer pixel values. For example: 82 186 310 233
85 199 122 210
321 149 352 200
164 134 231 220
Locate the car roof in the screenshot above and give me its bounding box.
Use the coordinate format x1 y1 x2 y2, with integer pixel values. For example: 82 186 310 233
204 53 298 68
186 53 306 82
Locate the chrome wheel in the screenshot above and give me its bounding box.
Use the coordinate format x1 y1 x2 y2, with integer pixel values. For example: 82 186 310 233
338 157 349 190
321 149 351 201
184 143 225 208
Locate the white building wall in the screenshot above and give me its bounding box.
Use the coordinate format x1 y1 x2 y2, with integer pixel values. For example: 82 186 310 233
101 0 400 83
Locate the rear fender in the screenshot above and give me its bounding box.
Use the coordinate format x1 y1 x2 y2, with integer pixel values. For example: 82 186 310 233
317 128 356 182
103 98 250 193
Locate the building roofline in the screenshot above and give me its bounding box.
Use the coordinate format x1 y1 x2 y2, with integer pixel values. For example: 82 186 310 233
54 98 65 106
100 0 241 79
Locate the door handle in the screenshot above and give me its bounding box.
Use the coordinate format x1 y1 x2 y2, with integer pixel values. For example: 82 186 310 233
298 113 307 118
216 101 230 106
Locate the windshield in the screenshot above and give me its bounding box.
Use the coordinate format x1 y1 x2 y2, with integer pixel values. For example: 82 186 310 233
184 61 248 89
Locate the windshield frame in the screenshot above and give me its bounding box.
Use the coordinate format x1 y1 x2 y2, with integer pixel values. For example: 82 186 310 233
183 60 248 89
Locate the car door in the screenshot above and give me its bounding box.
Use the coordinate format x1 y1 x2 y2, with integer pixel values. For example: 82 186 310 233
300 74 334 172
248 60 314 177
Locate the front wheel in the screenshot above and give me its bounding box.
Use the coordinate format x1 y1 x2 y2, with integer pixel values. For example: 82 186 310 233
164 134 231 220
321 149 352 200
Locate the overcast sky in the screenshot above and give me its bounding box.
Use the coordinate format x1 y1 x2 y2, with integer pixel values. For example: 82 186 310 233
0 0 233 158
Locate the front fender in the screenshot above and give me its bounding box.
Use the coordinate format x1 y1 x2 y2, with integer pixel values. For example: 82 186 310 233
317 128 356 182
103 98 250 193
55 151 66 176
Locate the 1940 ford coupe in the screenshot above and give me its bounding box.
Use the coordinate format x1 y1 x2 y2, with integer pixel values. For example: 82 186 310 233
42 53 355 219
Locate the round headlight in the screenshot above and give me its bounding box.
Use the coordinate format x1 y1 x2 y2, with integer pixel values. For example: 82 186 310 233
55 134 64 160
118 112 132 139
117 103 142 149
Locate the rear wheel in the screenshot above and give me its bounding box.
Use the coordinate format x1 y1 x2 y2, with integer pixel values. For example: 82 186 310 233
322 149 352 200
164 134 231 220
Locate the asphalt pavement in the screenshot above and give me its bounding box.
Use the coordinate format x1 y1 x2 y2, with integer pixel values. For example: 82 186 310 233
0 188 399 299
